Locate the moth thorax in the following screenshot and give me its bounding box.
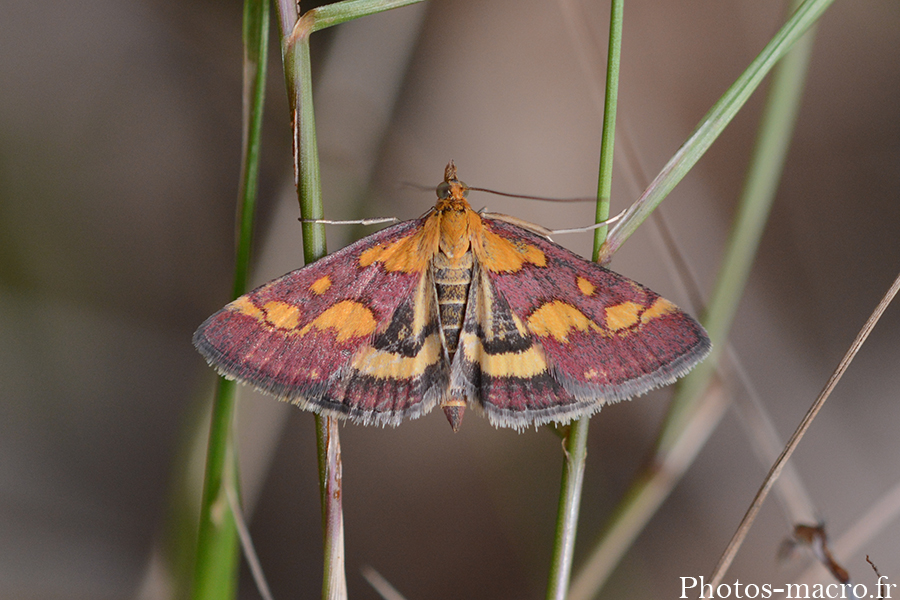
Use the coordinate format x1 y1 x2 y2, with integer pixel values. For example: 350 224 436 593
432 250 474 358
438 206 472 258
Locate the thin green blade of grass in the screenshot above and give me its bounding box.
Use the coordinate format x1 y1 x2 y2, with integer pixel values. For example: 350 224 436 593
659 20 819 452
597 0 834 263
545 2 622 599
191 0 270 599
192 380 241 600
304 0 424 35
568 2 824 598
591 0 621 260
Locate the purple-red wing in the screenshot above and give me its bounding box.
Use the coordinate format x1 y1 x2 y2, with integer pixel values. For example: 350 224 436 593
193 218 445 424
476 217 710 424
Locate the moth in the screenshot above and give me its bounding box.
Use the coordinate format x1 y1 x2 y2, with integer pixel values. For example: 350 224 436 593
194 162 710 431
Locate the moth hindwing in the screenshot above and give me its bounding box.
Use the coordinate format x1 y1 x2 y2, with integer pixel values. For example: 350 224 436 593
194 162 711 431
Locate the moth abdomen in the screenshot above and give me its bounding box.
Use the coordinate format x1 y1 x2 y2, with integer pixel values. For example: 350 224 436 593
432 251 474 357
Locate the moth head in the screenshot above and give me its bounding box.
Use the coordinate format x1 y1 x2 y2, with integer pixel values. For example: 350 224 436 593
437 160 469 202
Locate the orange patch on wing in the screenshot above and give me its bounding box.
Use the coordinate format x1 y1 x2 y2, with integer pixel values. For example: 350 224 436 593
299 300 376 341
230 296 264 320
476 228 547 273
310 275 332 295
460 332 549 377
605 301 642 331
358 243 391 268
351 333 442 379
640 297 676 323
576 276 596 296
359 217 440 273
526 301 601 342
262 301 302 330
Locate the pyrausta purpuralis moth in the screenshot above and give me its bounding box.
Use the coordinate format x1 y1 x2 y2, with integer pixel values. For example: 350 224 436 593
194 162 710 431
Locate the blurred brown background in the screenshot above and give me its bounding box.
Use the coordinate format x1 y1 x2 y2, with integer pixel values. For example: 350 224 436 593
2 0 899 598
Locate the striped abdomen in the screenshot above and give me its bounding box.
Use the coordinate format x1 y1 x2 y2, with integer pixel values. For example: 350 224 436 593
432 251 474 358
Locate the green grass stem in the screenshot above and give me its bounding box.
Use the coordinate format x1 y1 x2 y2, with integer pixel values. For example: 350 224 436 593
191 0 269 599
568 2 822 598
546 2 622 599
591 0 623 262
277 2 423 597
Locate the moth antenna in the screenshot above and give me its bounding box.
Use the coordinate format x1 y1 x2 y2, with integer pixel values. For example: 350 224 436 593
400 181 433 192
467 186 596 203
299 217 400 226
480 207 626 237
479 211 554 237
405 178 597 202
547 207 627 235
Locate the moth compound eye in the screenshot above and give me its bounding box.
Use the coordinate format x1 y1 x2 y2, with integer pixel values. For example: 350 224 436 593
436 181 452 199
